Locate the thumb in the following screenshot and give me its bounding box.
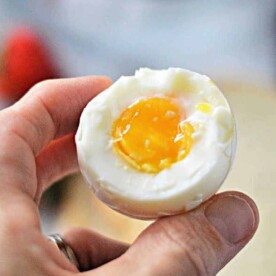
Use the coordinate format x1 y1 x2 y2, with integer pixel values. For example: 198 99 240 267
94 191 258 276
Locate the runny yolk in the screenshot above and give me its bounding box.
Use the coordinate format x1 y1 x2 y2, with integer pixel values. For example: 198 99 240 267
112 97 194 173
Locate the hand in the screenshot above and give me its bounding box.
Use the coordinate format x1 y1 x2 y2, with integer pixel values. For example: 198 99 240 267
0 76 258 275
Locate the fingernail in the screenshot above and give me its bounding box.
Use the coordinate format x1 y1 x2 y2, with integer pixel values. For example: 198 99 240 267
205 195 256 244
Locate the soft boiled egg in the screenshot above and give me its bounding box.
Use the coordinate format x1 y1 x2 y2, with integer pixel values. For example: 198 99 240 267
76 68 236 219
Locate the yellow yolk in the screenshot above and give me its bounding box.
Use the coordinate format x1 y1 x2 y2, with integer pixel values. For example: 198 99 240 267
112 97 194 173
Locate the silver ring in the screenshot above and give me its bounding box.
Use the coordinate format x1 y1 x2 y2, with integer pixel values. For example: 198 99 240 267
48 234 80 269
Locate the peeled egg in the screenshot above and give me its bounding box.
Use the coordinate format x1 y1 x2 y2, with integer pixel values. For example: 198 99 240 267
76 68 236 219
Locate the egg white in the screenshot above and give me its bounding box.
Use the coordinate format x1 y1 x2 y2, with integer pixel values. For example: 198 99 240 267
76 68 236 219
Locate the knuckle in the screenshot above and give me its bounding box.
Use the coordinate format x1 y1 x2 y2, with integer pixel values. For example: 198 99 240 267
1 209 25 238
183 247 210 276
155 217 216 275
0 108 37 153
30 81 59 136
28 79 56 94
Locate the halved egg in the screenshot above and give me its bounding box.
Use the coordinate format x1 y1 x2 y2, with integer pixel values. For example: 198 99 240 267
76 68 236 219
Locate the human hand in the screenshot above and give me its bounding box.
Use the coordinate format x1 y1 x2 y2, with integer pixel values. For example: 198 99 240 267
0 77 258 275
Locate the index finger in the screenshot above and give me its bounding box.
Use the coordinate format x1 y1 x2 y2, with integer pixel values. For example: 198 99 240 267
8 76 112 155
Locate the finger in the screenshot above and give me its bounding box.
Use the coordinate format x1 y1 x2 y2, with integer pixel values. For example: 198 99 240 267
7 76 112 156
61 228 129 272
0 76 111 197
91 191 258 276
35 133 78 200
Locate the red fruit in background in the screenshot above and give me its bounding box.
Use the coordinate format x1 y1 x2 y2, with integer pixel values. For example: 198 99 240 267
0 27 60 102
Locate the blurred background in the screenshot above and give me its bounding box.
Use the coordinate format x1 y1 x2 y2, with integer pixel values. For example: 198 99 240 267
0 0 276 275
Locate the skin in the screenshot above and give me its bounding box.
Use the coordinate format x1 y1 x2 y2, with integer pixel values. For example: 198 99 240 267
0 76 259 276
